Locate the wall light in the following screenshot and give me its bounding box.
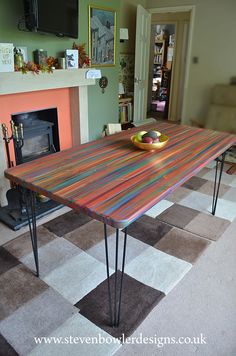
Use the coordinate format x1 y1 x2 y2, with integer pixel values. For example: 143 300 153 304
120 28 129 42
118 82 125 98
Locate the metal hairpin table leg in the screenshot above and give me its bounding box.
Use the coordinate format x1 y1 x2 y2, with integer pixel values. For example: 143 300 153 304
212 151 226 215
104 224 128 327
24 189 39 277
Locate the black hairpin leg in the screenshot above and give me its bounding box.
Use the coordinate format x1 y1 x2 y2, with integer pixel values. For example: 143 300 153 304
104 225 128 327
104 224 113 326
24 189 39 277
212 152 226 215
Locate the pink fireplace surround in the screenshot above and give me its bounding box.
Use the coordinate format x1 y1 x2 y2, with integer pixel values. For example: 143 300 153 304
0 69 96 206
0 88 73 164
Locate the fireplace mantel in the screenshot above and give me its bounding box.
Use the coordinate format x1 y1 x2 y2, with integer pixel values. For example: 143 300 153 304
0 68 95 95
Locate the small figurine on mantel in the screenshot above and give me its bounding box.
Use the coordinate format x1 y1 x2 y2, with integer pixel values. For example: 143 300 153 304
14 47 24 69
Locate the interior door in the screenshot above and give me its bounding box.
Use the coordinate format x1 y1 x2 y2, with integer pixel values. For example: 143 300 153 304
133 5 151 122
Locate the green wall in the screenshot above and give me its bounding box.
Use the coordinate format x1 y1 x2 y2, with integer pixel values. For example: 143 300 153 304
0 0 120 140
120 0 147 54
80 0 120 140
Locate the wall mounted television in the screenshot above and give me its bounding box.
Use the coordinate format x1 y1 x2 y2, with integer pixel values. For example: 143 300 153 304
23 0 78 39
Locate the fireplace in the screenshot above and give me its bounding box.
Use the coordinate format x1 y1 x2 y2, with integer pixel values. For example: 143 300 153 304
0 68 97 230
0 108 63 230
12 108 60 165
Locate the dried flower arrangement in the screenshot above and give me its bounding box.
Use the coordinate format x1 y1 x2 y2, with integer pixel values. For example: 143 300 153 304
72 42 90 68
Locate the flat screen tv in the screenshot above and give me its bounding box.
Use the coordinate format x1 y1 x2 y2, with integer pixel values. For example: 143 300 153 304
23 0 78 39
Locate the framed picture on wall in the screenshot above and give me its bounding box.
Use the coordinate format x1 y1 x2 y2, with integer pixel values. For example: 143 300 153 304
89 5 116 67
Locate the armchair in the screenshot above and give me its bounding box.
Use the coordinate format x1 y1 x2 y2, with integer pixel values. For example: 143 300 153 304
191 84 236 173
192 84 236 132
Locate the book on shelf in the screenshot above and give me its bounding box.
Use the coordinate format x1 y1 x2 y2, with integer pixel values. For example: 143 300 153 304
128 102 132 122
119 105 128 124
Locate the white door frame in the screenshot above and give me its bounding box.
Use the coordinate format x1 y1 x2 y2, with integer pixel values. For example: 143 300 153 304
148 5 196 121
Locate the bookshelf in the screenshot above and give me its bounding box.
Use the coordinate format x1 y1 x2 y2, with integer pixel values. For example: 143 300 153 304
119 97 133 124
153 40 166 78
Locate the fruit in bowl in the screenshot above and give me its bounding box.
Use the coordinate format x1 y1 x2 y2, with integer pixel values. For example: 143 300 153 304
142 136 153 144
136 130 147 142
134 130 162 143
142 130 160 141
131 129 169 151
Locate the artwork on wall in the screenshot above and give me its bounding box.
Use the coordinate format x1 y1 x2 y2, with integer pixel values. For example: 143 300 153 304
89 5 116 66
119 54 135 94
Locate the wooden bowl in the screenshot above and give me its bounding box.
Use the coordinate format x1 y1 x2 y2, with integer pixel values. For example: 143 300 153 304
131 134 169 151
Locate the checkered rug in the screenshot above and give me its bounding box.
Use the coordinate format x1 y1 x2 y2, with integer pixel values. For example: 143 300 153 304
0 163 236 355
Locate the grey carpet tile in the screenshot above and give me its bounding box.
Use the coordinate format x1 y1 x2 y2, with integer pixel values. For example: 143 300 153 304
178 190 213 213
0 334 18 356
43 210 92 237
155 227 211 264
184 212 231 241
125 247 192 295
210 197 236 222
222 186 236 202
182 176 208 191
0 264 48 321
76 271 165 339
86 232 149 269
157 203 200 229
64 220 114 250
42 252 109 304
195 167 211 177
198 180 230 197
4 226 56 260
165 186 190 203
28 314 121 356
0 248 20 276
21 237 83 277
0 289 78 356
126 215 172 246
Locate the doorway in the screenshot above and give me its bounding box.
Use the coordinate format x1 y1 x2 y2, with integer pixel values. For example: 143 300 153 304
149 24 176 120
133 5 195 124
147 10 191 122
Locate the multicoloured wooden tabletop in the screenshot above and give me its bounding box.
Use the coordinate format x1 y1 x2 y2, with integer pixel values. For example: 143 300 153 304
5 122 236 228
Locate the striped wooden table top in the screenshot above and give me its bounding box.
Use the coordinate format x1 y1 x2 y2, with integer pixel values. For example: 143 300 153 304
5 122 236 228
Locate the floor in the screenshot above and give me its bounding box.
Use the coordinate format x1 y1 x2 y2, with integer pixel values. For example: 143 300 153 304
0 165 235 355
116 215 236 356
151 100 166 113
0 206 71 246
148 111 166 121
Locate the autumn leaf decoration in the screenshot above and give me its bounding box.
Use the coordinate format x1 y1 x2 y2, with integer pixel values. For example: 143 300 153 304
72 42 90 68
14 45 90 74
14 56 58 74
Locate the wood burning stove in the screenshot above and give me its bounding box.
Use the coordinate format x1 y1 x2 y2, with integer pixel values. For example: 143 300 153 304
12 108 60 165
12 117 55 165
0 108 61 230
